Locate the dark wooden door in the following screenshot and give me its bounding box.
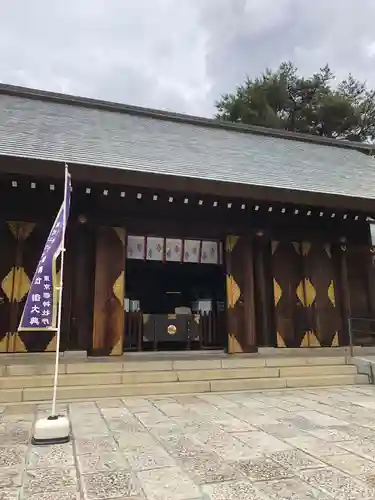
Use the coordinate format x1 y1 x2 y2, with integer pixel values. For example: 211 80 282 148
272 240 341 348
272 241 307 347
303 242 341 347
92 226 126 355
225 235 256 353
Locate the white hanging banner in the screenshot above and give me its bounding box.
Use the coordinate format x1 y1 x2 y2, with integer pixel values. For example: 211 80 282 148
146 236 164 261
127 235 145 260
183 239 201 263
200 240 219 264
165 238 183 262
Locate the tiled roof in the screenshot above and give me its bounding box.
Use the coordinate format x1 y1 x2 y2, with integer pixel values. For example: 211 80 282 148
0 84 374 201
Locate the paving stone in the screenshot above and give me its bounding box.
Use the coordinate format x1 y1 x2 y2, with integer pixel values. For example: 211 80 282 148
285 435 348 456
202 480 265 500
75 436 118 455
0 446 26 469
122 443 175 471
235 457 293 482
77 452 129 473
81 470 139 499
156 434 206 458
306 426 357 442
22 493 80 500
268 449 326 470
195 431 259 461
27 443 74 469
337 440 375 460
0 423 31 445
0 468 23 489
298 466 375 499
23 468 77 495
137 466 201 500
0 490 19 500
233 431 292 455
178 453 241 484
114 431 159 449
96 398 125 409
322 453 375 476
253 477 336 499
296 410 350 427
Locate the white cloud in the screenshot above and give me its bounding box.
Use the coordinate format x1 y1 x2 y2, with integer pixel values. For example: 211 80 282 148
1 0 375 116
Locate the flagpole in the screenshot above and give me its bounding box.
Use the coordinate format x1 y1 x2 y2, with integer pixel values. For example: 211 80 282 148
51 164 69 417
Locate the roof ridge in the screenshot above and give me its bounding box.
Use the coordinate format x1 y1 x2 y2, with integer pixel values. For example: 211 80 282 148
0 83 374 155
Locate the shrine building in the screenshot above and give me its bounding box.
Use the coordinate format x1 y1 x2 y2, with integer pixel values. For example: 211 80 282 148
1 83 375 356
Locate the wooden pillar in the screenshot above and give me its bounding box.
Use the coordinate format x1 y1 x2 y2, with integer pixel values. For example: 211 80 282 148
254 233 274 347
66 221 95 351
337 243 351 345
366 247 375 319
92 226 126 355
225 235 257 353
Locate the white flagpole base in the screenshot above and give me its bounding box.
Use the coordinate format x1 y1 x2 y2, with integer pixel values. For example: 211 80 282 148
31 415 70 446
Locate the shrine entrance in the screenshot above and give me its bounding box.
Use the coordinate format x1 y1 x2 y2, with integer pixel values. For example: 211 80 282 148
124 235 227 351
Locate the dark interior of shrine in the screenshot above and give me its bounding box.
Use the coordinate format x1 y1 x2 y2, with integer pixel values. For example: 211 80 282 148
125 259 226 315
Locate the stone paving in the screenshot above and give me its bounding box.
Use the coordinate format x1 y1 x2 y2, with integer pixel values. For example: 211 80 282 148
2 386 375 499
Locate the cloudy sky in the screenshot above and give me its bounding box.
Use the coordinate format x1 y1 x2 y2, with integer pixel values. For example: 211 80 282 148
1 0 375 117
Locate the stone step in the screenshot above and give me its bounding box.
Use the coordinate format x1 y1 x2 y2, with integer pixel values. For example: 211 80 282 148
0 364 357 390
0 373 368 404
0 355 348 377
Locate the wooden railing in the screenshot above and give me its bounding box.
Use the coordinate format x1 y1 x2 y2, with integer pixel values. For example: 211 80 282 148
124 310 226 352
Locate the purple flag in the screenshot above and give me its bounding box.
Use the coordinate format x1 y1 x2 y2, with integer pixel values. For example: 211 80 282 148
18 172 71 331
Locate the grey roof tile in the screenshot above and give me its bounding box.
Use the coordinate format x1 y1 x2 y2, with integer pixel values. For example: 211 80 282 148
0 92 375 200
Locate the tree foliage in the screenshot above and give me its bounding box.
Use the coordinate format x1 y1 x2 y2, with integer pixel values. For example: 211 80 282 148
215 62 375 142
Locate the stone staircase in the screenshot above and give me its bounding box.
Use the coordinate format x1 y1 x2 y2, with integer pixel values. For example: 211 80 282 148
0 353 369 404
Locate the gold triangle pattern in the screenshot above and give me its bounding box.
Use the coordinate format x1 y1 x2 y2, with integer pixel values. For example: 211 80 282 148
13 334 27 353
304 279 316 307
296 279 316 307
228 333 243 353
7 221 35 241
300 332 309 347
110 337 123 355
309 331 320 347
1 268 15 301
113 271 125 305
45 335 57 352
277 332 286 347
0 334 9 352
113 227 125 246
331 332 339 347
271 241 279 255
273 279 282 306
226 275 241 308
296 281 305 306
328 280 336 307
301 242 311 256
225 236 239 253
13 267 31 302
300 331 321 347
1 267 31 302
